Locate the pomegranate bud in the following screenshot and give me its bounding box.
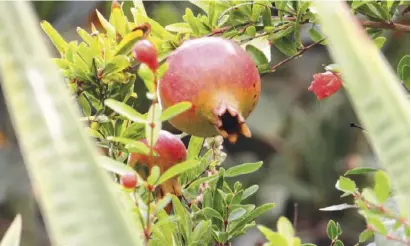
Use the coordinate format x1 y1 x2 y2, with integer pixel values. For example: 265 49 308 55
121 173 137 189
132 40 158 71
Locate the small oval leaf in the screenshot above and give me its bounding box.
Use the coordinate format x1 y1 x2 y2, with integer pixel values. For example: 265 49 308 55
225 161 263 177
105 99 146 123
160 102 192 121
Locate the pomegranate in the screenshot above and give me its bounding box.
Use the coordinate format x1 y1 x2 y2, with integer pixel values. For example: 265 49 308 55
121 173 137 189
308 71 342 100
128 130 187 199
158 37 261 143
132 39 158 71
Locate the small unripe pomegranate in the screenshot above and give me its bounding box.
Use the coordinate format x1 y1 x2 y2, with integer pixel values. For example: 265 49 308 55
121 173 137 189
132 39 158 71
128 130 187 199
159 37 261 143
308 71 342 100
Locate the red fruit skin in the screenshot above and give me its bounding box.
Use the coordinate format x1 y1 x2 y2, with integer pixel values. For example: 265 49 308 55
121 173 137 189
132 40 159 71
158 37 261 141
128 130 187 199
308 72 342 100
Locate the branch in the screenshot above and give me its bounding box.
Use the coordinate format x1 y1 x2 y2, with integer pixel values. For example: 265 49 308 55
360 20 410 33
270 38 325 72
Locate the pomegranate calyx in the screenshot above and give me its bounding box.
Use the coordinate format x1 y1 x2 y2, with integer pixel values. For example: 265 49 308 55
213 104 252 143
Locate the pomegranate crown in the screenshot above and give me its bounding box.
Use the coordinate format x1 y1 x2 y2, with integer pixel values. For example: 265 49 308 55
213 103 251 144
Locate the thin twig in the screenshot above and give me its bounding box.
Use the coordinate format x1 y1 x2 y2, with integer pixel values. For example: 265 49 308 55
293 203 298 231
270 38 326 72
145 69 158 246
354 192 409 227
360 20 410 33
183 165 210 190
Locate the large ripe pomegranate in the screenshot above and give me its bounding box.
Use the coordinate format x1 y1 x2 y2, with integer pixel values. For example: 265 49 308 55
158 37 261 143
128 130 187 200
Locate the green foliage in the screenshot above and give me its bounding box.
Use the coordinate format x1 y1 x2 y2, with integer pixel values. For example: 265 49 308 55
314 1 410 219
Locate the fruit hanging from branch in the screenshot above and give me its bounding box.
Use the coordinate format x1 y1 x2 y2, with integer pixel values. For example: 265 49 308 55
128 130 187 208
158 37 261 143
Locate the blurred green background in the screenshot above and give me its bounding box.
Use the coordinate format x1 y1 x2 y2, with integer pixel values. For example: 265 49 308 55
0 1 409 246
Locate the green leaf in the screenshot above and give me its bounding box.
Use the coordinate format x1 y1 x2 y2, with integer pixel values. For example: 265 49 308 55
294 1 310 48
86 127 104 139
172 195 192 241
333 240 344 246
0 2 145 244
157 160 201 185
136 15 174 40
314 1 410 217
145 103 162 147
214 231 228 243
228 208 246 222
165 23 192 33
245 26 256 37
251 3 264 22
274 1 287 21
78 93 91 116
157 62 169 80
335 176 356 194
302 244 317 246
109 3 128 37
359 229 373 243
373 37 386 49
132 0 147 17
225 161 263 178
40 20 68 54
257 225 288 246
242 185 259 200
245 45 268 66
148 166 161 185
105 99 146 123
154 194 172 214
397 55 410 88
107 136 152 156
137 63 155 93
184 8 200 34
344 167 378 176
327 220 338 240
0 214 22 246
201 207 224 221
207 1 216 26
97 156 143 184
76 27 99 51
191 220 212 243
277 216 294 237
268 25 295 42
121 122 145 139
96 10 116 39
114 30 145 56
319 203 357 211
229 203 276 235
187 136 204 159
351 1 367 10
262 6 272 26
374 170 391 204
274 37 298 56
102 55 130 77
308 27 327 45
160 102 192 121
366 216 388 235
